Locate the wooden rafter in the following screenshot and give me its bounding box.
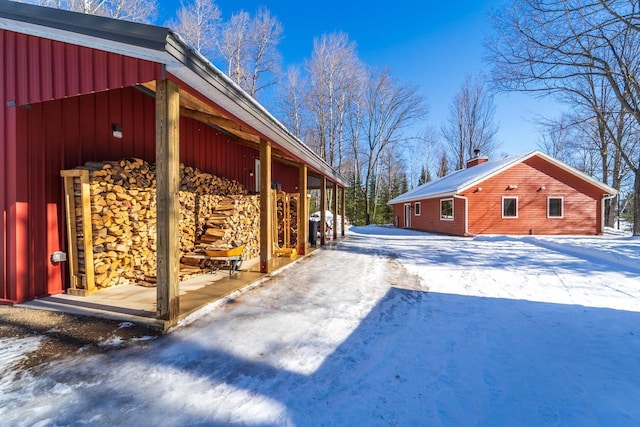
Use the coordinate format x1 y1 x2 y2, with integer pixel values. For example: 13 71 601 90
140 81 261 145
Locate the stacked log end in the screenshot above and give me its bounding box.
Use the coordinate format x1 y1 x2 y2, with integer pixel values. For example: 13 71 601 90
72 158 258 289
276 194 298 248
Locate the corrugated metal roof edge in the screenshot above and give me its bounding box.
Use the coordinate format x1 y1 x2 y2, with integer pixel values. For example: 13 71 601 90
388 150 617 205
0 0 347 187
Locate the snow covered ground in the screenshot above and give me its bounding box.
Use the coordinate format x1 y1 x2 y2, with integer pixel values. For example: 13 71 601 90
1 226 640 426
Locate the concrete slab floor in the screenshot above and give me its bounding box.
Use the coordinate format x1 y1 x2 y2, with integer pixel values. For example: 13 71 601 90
17 252 306 330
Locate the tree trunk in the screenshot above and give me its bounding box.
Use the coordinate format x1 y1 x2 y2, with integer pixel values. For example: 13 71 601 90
633 164 640 236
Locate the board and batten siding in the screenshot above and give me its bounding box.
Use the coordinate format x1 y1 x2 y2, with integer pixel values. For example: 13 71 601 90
463 157 605 235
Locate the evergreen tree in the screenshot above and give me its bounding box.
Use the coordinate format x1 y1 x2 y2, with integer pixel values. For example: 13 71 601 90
418 165 431 185
437 153 449 178
399 173 409 194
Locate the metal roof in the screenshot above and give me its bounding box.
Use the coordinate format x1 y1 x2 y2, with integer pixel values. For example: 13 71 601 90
0 0 346 186
388 150 617 205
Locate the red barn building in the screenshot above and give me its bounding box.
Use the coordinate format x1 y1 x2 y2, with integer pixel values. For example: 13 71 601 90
388 151 617 236
0 2 345 323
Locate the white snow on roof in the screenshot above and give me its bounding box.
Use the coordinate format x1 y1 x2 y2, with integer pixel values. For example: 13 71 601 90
388 152 531 205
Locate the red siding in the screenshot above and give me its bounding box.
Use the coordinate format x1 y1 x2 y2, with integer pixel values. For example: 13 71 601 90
393 198 466 236
179 118 260 191
272 162 300 193
390 156 608 236
464 157 605 235
1 29 163 301
0 30 161 106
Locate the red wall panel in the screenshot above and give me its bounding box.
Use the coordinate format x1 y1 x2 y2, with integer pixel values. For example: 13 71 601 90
272 162 300 193
0 30 162 106
392 198 466 236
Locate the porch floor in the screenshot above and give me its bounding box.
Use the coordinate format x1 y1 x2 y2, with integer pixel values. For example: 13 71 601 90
18 252 306 330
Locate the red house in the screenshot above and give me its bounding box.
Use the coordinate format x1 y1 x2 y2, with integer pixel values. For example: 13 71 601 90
388 151 617 236
0 2 345 323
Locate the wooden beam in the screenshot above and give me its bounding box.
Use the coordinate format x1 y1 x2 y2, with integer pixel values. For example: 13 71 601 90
298 164 308 255
320 177 326 246
156 79 181 322
142 81 262 145
333 182 338 241
260 139 272 273
180 107 260 144
341 186 346 237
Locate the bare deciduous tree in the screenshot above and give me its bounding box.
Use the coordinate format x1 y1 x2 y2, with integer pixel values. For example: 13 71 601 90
275 66 307 138
306 32 363 171
217 8 282 99
487 0 640 234
168 0 220 58
441 74 499 170
537 115 572 164
360 68 427 224
218 10 250 88
245 8 282 97
28 0 157 23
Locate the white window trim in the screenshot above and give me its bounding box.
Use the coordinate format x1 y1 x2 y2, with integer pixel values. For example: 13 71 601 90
547 196 564 219
502 196 518 219
440 198 454 221
414 202 421 216
404 203 412 228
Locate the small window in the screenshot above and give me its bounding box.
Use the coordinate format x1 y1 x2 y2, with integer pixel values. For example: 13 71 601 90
548 197 564 218
502 197 518 218
440 198 453 220
415 202 421 216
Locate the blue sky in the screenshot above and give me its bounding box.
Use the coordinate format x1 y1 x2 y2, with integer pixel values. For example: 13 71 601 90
158 0 562 157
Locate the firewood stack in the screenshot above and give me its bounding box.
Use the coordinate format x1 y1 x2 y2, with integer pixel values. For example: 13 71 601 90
193 194 260 259
289 196 298 247
276 194 298 248
70 158 258 289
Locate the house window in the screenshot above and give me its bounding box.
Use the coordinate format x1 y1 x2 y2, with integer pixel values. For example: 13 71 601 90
415 202 421 216
502 197 518 218
548 196 564 218
440 198 453 220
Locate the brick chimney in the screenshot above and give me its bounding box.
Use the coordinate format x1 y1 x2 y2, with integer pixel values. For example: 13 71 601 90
466 148 489 168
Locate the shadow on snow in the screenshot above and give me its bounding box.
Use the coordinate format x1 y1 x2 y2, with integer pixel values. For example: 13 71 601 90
15 291 640 426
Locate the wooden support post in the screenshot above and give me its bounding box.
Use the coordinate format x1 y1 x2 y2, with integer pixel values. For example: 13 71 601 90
333 182 338 241
341 186 346 237
61 169 95 295
260 139 272 273
320 176 327 246
156 79 181 322
298 164 308 255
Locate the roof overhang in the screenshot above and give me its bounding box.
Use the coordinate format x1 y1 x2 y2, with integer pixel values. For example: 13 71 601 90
0 0 347 187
